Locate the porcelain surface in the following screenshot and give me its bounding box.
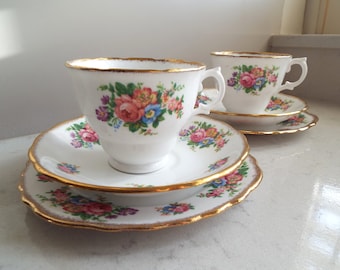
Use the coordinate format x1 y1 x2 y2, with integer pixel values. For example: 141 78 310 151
230 112 318 135
28 115 249 193
19 155 262 232
210 51 308 114
200 89 308 126
66 58 225 174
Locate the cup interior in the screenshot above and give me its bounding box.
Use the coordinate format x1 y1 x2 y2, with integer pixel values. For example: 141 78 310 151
65 57 205 72
211 51 292 59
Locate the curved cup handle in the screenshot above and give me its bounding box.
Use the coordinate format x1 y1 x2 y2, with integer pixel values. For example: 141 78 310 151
192 67 225 115
278 57 308 92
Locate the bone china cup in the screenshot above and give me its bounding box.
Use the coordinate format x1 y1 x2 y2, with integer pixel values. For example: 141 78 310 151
211 51 308 114
65 57 225 174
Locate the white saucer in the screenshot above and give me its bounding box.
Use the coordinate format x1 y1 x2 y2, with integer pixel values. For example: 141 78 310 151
19 155 262 232
200 89 307 127
28 115 249 193
233 112 318 135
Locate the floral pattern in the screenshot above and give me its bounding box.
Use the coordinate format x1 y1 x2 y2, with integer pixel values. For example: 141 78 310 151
265 96 293 112
36 173 55 182
195 91 211 108
57 162 80 174
207 157 229 172
96 82 185 135
66 122 100 148
155 202 194 215
36 185 139 221
198 161 249 198
278 113 307 126
179 121 232 152
227 65 279 95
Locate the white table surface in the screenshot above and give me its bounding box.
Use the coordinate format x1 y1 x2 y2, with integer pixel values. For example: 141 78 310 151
1 99 339 270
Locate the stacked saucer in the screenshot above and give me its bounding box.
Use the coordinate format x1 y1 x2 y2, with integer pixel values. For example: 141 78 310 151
198 89 318 135
19 114 263 232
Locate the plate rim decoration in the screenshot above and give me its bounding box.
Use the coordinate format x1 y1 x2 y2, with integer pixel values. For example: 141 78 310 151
19 155 262 232
28 115 249 193
237 111 319 135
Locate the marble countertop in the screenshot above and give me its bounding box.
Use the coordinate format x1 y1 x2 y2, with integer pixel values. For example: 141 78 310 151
1 99 339 270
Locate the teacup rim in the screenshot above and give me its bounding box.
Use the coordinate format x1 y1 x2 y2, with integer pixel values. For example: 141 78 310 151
210 51 292 58
65 57 206 72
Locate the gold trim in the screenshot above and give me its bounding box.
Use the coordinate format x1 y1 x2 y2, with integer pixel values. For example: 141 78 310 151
28 115 250 194
19 155 262 232
240 112 319 135
211 93 308 118
211 51 292 58
65 57 206 73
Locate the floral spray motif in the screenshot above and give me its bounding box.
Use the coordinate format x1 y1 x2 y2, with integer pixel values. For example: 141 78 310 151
227 65 279 95
96 82 185 135
36 185 139 222
66 121 100 149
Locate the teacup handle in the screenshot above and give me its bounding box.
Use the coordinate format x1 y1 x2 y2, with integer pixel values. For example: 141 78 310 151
193 67 225 115
278 57 308 92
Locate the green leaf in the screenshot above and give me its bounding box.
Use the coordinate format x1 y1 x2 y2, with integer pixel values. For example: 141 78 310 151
98 85 108 91
152 120 159 128
127 83 137 95
109 83 115 93
129 123 140 132
115 82 127 96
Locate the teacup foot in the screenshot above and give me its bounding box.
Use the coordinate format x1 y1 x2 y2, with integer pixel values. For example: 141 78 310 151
108 156 169 174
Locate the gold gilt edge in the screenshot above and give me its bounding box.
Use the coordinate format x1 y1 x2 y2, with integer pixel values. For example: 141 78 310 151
240 112 319 135
28 115 250 193
18 156 263 232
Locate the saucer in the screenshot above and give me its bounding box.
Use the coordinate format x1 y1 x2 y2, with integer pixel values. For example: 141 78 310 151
199 89 308 127
28 115 249 193
19 155 262 232
233 112 318 135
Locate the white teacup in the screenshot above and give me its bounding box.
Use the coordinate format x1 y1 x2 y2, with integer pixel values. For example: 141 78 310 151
65 57 225 174
211 51 308 114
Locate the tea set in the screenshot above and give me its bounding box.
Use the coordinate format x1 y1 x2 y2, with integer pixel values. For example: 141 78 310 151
19 51 318 231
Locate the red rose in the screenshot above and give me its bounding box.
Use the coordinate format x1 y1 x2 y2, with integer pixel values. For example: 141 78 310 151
114 95 144 123
78 128 99 142
240 72 256 88
83 202 112 215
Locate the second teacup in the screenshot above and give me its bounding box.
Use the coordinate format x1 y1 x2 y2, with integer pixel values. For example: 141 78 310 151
211 51 308 114
65 57 225 174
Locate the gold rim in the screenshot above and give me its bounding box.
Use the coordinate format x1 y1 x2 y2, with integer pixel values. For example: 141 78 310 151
65 57 206 73
240 112 319 135
211 94 308 118
19 155 262 232
28 115 250 193
211 51 292 58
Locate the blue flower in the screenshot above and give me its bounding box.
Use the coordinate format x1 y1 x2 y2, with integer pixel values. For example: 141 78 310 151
210 178 227 188
198 137 214 147
254 77 266 89
142 104 162 124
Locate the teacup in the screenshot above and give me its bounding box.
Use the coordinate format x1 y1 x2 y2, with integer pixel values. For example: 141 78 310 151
65 57 225 174
211 51 308 114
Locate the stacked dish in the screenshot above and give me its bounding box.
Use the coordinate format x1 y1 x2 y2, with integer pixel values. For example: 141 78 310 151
19 114 263 232
198 89 318 135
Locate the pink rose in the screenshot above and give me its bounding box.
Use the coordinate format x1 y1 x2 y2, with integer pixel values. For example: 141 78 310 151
114 95 144 123
225 172 243 184
190 128 206 142
240 72 256 88
83 202 112 215
174 204 190 213
267 73 277 83
78 128 99 142
167 98 183 111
